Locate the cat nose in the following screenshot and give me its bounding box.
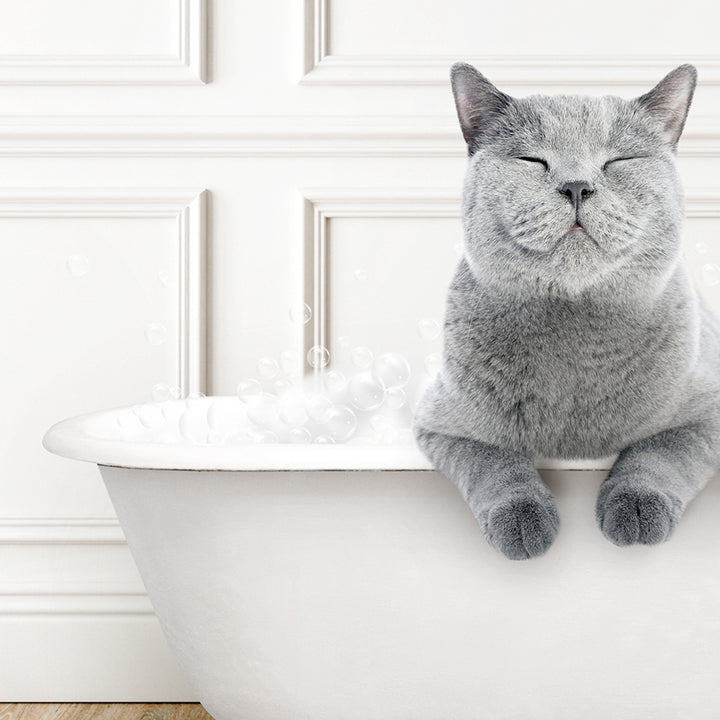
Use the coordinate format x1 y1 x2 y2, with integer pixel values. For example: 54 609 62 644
559 180 594 207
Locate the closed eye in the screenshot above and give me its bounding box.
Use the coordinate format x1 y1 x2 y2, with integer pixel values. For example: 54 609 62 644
515 156 548 170
603 156 645 171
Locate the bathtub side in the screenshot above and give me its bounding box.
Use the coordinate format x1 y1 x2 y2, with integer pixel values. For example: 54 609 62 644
101 464 720 720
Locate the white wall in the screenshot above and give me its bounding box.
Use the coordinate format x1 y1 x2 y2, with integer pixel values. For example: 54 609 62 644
1 0 720 700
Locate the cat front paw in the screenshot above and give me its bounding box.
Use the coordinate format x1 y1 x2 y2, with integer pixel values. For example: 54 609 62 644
483 492 560 560
596 482 682 546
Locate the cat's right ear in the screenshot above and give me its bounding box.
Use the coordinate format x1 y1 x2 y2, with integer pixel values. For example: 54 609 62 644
450 63 513 155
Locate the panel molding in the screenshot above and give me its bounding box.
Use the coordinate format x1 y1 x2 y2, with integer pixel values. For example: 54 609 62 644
0 585 153 616
301 188 460 383
0 519 149 618
0 188 207 397
302 0 720 86
0 115 716 156
0 0 206 84
0 517 124 545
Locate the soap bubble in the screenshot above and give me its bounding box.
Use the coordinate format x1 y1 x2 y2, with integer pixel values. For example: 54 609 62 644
279 393 309 426
135 404 164 429
151 383 172 402
418 318 441 341
222 429 250 446
66 253 90 277
246 393 280 428
454 242 464 257
279 350 299 375
307 345 330 369
289 302 312 325
161 401 185 426
425 353 442 376
306 393 334 423
324 370 347 394
184 394 206 412
169 385 181 399
315 434 335 444
338 335 351 348
369 414 400 444
386 387 406 409
257 356 280 379
354 268 369 283
179 409 208 444
351 346 373 370
412 375 434 412
274 378 292 395
324 405 358 442
237 378 263 402
370 414 390 435
116 409 140 430
145 322 168 345
372 352 411 389
348 372 385 411
702 263 720 287
247 427 279 444
695 242 708 256
288 426 312 443
157 269 172 287
207 398 246 433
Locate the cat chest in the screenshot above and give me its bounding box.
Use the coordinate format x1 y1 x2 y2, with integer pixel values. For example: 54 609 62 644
453 318 682 452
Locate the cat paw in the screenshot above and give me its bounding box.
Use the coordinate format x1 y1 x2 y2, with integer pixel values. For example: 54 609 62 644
483 493 560 560
597 483 681 547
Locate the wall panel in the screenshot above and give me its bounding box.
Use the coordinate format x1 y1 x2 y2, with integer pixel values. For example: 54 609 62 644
0 0 206 84
305 0 720 86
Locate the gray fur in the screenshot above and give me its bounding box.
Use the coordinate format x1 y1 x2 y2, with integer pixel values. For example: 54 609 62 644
413 63 720 559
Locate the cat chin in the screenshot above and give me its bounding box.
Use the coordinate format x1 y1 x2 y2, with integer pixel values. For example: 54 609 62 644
544 244 611 294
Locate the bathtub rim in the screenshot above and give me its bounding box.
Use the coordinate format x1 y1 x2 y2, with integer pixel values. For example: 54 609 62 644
42 397 616 472
41 398 435 471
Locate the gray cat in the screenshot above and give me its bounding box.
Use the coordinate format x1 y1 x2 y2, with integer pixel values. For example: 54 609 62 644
412 62 720 560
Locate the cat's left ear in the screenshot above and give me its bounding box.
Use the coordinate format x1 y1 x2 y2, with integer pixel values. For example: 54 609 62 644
634 64 697 148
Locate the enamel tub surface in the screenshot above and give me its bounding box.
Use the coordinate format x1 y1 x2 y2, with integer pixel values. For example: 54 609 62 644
43 398 720 720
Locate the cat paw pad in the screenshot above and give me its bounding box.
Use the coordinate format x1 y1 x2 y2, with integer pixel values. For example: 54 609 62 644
597 484 680 546
484 494 560 560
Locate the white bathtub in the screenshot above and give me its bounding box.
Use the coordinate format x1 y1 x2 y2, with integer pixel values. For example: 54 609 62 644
43 397 720 720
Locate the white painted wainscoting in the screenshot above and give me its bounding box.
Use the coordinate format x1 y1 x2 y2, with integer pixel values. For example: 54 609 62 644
1 0 720 702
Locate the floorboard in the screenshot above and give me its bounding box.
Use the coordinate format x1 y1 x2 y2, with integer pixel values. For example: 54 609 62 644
0 706 214 720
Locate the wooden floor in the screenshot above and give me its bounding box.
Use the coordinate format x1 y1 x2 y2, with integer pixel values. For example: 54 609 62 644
0 706 214 720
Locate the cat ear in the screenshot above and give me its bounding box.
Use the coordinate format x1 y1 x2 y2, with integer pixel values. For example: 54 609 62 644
450 63 513 154
635 64 697 148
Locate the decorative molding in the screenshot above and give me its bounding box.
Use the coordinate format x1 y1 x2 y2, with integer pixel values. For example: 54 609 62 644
303 54 720 87
303 0 328 77
302 1 720 87
0 517 125 545
0 0 206 84
0 519 153 617
685 190 720 218
0 115 714 157
0 584 153 616
0 188 207 396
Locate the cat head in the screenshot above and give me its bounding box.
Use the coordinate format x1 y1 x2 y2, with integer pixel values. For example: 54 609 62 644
451 63 696 297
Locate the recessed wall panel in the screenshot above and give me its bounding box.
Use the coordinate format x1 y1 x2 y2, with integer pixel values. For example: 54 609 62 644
328 0 720 58
326 215 461 412
0 0 178 56
0 190 206 519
